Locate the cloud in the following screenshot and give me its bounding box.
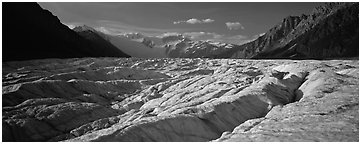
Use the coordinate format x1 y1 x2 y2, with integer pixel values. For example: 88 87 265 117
157 32 181 38
225 22 244 30
246 32 266 41
186 18 202 24
96 27 113 35
202 18 215 23
183 32 223 40
227 35 248 40
228 33 266 44
94 20 193 36
173 18 215 24
213 34 251 45
180 32 251 45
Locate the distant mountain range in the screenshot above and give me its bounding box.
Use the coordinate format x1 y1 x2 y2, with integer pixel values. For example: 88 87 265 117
215 2 359 59
119 33 237 58
3 2 129 62
2 2 358 61
73 26 238 58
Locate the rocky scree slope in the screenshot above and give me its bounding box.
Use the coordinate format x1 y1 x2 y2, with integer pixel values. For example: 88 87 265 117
216 2 358 59
2 2 129 62
2 58 358 141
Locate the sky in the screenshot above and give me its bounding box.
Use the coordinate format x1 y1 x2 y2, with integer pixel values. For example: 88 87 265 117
39 2 324 45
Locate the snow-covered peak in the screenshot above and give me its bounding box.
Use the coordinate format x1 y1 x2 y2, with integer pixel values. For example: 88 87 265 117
121 32 145 39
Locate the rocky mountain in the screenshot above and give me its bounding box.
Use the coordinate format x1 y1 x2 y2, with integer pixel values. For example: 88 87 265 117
154 34 237 58
121 33 161 48
72 25 131 57
141 38 156 48
166 39 236 58
3 57 358 141
119 33 237 58
215 2 358 59
3 2 129 62
107 34 168 58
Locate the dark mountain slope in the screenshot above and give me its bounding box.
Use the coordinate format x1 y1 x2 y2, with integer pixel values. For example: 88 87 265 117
215 2 358 59
72 25 132 57
3 2 129 62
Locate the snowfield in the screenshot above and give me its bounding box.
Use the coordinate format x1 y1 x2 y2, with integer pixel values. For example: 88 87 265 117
2 58 359 142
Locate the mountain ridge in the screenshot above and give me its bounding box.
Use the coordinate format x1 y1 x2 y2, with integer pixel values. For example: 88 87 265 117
3 3 130 62
214 2 358 59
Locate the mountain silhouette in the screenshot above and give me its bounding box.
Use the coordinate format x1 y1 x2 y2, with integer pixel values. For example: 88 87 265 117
3 2 129 62
215 2 358 59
